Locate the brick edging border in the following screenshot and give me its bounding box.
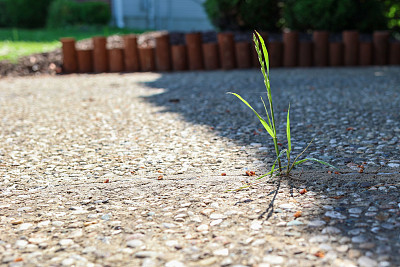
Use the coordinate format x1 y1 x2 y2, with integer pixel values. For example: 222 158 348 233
61 31 400 74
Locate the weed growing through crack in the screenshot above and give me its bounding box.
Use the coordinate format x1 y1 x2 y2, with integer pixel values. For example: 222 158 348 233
229 31 335 181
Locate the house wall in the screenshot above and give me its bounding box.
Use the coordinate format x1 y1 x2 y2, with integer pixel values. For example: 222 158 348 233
111 0 214 32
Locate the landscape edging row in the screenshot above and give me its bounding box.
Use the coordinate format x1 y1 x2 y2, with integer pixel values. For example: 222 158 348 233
60 31 400 74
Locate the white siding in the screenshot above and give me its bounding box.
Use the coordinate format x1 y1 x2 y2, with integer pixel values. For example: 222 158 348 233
112 0 214 32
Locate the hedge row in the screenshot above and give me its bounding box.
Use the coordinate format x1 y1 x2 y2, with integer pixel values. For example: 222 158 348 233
204 0 394 33
47 0 111 28
0 0 53 28
0 0 110 29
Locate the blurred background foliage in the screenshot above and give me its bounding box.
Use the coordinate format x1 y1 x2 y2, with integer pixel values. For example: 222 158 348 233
0 0 398 33
0 0 110 29
204 0 281 31
204 0 400 34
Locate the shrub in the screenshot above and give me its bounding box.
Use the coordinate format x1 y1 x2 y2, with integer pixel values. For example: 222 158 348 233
203 0 280 31
47 0 111 28
0 0 8 27
386 1 400 33
0 0 54 28
283 0 388 32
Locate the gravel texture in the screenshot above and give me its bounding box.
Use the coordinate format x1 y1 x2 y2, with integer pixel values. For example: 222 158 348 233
0 67 400 267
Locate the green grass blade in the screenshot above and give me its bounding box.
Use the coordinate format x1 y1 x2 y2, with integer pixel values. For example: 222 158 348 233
288 137 315 172
286 104 291 154
228 92 274 137
256 163 290 180
293 158 337 169
255 31 269 78
268 149 287 175
253 33 270 91
261 96 273 131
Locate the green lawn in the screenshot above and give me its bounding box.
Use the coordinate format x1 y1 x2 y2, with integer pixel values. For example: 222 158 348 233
0 26 145 63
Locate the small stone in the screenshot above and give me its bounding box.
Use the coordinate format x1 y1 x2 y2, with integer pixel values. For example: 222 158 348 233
325 211 346 220
359 243 375 249
28 237 47 244
279 203 296 210
339 237 351 244
308 220 326 227
165 260 185 267
59 239 74 246
165 240 179 248
221 257 233 266
248 238 265 246
286 220 304 226
357 256 378 267
196 224 209 232
11 219 23 225
262 255 284 265
336 245 349 253
15 240 28 248
348 208 363 214
70 229 83 238
319 243 333 251
352 235 368 243
200 209 214 216
83 221 97 227
52 221 65 227
381 223 395 230
388 163 400 168
285 231 301 237
250 220 262 231
309 235 329 243
142 258 158 267
61 258 75 266
209 213 225 220
101 213 112 221
18 223 33 231
38 220 50 227
322 226 341 234
210 219 223 226
250 143 262 147
162 223 177 229
276 222 287 227
348 249 361 258
127 240 144 248
174 213 187 219
371 227 380 233
213 248 229 256
196 257 218 266
134 251 159 259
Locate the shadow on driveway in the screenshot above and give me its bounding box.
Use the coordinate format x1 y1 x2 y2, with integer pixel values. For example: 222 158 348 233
139 68 400 265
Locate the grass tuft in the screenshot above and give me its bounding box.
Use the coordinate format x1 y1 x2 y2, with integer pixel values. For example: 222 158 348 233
229 30 336 180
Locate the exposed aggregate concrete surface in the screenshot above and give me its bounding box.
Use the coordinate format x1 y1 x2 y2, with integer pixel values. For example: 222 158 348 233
0 67 400 267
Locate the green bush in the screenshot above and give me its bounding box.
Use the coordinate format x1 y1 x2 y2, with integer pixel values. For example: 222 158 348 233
283 0 388 32
0 0 8 27
47 0 111 28
385 1 400 33
0 0 54 28
203 0 280 31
